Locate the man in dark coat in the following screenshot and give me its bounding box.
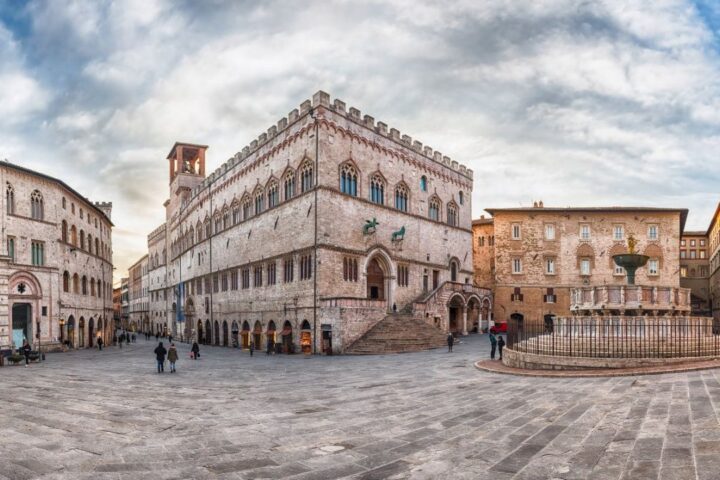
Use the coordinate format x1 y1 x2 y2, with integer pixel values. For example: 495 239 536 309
154 342 167 373
447 333 454 353
97 336 103 351
22 340 32 367
489 332 497 360
498 335 505 360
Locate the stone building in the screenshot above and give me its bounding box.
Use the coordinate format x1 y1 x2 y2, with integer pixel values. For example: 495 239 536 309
680 231 711 316
133 91 490 354
480 203 688 325
120 277 129 330
708 202 720 321
0 161 114 352
127 255 148 333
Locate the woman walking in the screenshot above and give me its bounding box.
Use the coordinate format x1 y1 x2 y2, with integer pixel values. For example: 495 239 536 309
167 343 178 372
191 341 200 360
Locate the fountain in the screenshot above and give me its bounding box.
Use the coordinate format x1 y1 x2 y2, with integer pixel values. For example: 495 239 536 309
612 234 648 285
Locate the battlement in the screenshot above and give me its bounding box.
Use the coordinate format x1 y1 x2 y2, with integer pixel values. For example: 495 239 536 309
148 223 167 243
187 90 473 202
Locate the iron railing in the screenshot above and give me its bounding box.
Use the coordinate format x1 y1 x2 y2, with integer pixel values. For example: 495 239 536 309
506 316 720 359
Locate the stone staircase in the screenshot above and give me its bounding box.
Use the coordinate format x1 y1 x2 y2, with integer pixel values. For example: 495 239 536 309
346 313 447 355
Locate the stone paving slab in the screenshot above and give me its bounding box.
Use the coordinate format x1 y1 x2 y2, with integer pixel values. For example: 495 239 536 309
2 335 720 479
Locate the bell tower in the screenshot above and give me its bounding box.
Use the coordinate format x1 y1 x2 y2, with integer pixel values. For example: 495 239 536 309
165 142 208 218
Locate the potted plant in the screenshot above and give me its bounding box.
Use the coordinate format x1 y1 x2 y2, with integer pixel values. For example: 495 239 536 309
8 353 24 365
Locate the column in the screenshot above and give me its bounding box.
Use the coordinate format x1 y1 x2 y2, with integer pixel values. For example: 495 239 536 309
462 306 468 336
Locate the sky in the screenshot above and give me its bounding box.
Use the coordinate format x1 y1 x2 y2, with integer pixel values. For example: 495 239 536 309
0 0 719 283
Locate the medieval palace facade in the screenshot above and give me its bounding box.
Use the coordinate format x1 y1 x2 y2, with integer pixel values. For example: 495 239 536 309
133 91 491 354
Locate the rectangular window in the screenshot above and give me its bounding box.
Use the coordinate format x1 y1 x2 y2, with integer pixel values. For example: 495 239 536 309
510 287 523 302
614 265 625 276
580 224 590 240
680 250 687 259
512 258 522 274
300 254 313 280
647 225 658 240
690 250 697 259
580 258 591 275
196 278 203 295
213 274 219 293
511 223 521 240
648 259 659 275
231 271 238 290
7 236 14 262
690 239 696 247
398 264 409 287
544 288 556 303
221 273 228 292
284 258 294 283
544 224 555 240
242 268 250 289
700 239 706 246
680 266 687 277
613 225 624 241
204 276 211 294
545 257 555 275
267 262 276 286
343 257 358 282
254 266 263 287
700 250 706 259
31 241 44 266
681 239 686 246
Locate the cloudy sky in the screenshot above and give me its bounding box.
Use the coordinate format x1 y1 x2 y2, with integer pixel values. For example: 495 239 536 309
1 0 719 282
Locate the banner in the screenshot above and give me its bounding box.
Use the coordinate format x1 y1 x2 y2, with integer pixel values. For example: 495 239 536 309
176 282 185 323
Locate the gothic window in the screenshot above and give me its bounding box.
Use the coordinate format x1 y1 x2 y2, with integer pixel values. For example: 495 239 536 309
343 257 358 282
73 274 79 294
267 179 279 208
63 271 70 292
80 230 85 250
187 228 194 248
5 183 14 215
232 202 241 224
429 196 441 221
61 220 68 242
254 189 264 215
253 265 263 287
398 265 410 287
370 173 385 205
267 262 277 285
447 202 458 227
90 278 96 296
300 161 314 193
242 194 252 220
340 162 358 196
81 275 88 295
87 234 93 254
284 257 294 283
222 207 230 229
420 176 427 192
300 254 313 280
283 171 295 200
395 183 409 212
214 212 222 234
31 241 44 265
95 238 100 255
196 221 203 242
31 190 44 220
204 217 211 238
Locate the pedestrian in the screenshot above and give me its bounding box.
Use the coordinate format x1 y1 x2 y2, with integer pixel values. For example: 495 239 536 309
498 335 505 360
155 333 159 342
266 338 272 355
191 341 200 360
489 332 497 360
22 339 31 367
249 340 254 357
392 303 397 313
132 333 136 343
447 332 454 353
167 343 178 372
168 334 173 344
154 342 167 373
97 336 103 351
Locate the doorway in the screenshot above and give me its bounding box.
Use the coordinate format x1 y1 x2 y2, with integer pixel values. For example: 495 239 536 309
432 270 439 290
11 303 31 349
366 258 385 300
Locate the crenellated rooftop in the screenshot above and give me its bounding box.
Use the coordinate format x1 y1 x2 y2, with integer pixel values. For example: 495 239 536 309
185 90 473 207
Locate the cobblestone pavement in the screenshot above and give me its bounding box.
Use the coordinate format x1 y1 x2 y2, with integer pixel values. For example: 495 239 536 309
2 335 720 480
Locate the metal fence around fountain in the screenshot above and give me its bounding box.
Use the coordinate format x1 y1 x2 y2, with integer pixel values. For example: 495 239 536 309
506 317 720 359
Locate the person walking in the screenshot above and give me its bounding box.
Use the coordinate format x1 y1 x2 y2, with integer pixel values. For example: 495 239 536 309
498 335 505 361
489 332 497 360
154 342 167 373
155 332 159 342
132 333 136 343
447 332 454 353
167 343 178 372
249 339 254 357
97 336 103 351
168 334 173 344
22 339 31 367
266 338 272 355
191 341 200 360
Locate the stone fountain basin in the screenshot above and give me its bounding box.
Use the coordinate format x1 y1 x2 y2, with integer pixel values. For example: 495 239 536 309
613 254 649 268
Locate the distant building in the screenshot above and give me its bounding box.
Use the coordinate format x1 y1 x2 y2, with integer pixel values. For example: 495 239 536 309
708 203 720 321
127 255 148 333
120 277 129 330
680 231 711 316
478 203 689 325
0 161 113 351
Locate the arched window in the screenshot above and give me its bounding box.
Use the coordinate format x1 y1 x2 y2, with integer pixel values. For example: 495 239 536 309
283 171 295 200
61 220 68 242
30 190 44 220
267 179 279 208
429 196 441 221
73 274 79 294
232 201 241 224
214 211 222 234
80 230 85 250
82 276 88 295
395 183 409 212
370 173 385 205
420 176 427 192
300 161 314 193
87 234 93 254
204 216 211 238
5 183 14 214
70 225 78 245
242 194 252 220
222 208 230 229
95 238 99 254
340 163 358 196
196 221 203 242
447 202 458 227
254 188 264 215
458 191 464 205
63 271 70 292
90 278 96 296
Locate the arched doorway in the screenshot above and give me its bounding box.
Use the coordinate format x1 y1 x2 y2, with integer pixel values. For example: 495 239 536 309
266 321 276 351
11 303 32 349
447 294 465 333
213 321 220 346
197 319 203 343
366 258 385 301
222 321 228 347
88 318 95 347
67 316 75 348
467 297 481 333
510 313 524 329
300 320 312 354
205 319 212 345
231 321 239 348
242 321 250 348
281 320 293 354
252 321 262 349
79 317 85 348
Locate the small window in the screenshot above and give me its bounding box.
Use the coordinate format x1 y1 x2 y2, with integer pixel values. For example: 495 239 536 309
420 176 427 192
648 259 659 276
511 223 521 240
580 224 591 240
31 241 44 266
340 163 358 196
613 225 624 241
512 258 522 274
690 239 696 247
580 258 591 276
700 250 706 259
614 265 625 275
647 225 658 240
7 237 15 262
458 191 464 205
681 239 686 246
370 173 385 205
545 257 555 274
680 250 687 259
544 224 555 240
62 197 66 209
680 266 688 277
700 239 706 246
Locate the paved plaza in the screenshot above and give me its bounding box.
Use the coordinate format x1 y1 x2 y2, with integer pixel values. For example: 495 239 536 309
2 336 720 479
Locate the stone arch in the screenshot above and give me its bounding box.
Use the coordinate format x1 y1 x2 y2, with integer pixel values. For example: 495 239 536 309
66 315 76 348
362 247 395 310
241 320 250 348
222 320 229 347
281 320 293 354
205 319 212 345
252 320 262 348
231 320 239 347
447 293 466 334
78 316 86 348
576 243 595 268
448 256 461 282
466 294 482 333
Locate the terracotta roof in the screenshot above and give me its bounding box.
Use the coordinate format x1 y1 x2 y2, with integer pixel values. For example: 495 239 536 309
166 142 209 160
484 206 689 234
2 160 114 226
472 218 493 226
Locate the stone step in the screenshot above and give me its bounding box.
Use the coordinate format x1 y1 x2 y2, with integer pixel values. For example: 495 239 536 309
346 314 447 355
